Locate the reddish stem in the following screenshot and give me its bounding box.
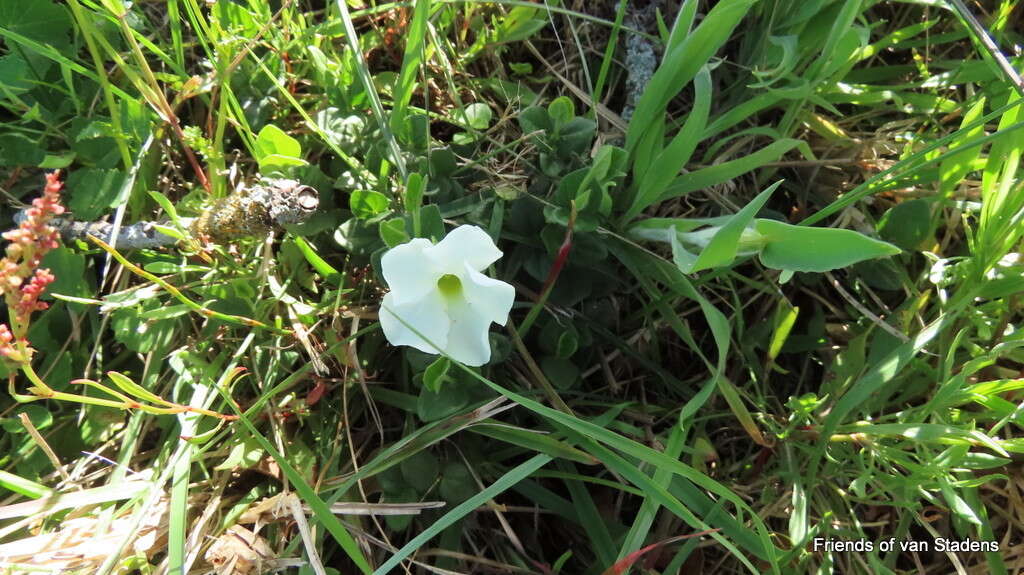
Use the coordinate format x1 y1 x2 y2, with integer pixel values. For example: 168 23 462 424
540 202 576 296
600 529 721 575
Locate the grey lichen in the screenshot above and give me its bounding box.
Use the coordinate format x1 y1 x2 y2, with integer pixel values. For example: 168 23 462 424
190 177 319 243
622 3 662 123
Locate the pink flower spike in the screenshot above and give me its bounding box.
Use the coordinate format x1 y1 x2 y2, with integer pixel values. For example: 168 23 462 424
0 171 67 343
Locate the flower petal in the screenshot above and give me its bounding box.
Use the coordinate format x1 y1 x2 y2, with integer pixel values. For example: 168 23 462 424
461 263 515 326
381 238 440 306
379 291 450 355
443 296 494 366
425 225 503 273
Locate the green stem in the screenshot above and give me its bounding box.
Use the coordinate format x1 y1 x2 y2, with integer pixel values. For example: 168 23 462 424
87 234 293 336
507 320 574 416
518 201 576 339
11 363 126 409
66 0 133 170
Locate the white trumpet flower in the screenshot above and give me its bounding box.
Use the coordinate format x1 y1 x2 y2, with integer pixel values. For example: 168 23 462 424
379 225 515 366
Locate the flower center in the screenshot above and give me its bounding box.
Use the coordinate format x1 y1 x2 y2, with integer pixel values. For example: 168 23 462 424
436 274 463 298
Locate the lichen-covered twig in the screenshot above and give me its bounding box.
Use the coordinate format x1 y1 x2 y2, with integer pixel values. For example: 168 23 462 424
190 177 319 243
622 3 661 122
44 217 177 249
19 177 319 249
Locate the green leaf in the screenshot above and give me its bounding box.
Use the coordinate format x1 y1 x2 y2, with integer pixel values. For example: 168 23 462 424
383 488 418 531
379 217 411 248
49 294 102 305
143 261 206 274
816 25 868 81
556 330 578 359
105 371 166 405
214 0 259 35
0 469 52 498
400 450 440 494
877 198 932 250
0 0 72 48
423 356 451 393
626 216 728 242
0 134 45 167
151 224 185 241
148 190 183 227
0 53 33 95
66 168 125 220
755 219 901 273
40 247 88 298
112 299 177 353
349 190 390 219
469 423 596 465
836 424 1004 454
553 167 589 206
69 119 120 167
0 405 52 434
939 476 982 526
556 117 597 158
139 304 190 320
438 462 475 503
768 302 799 362
254 124 304 170
257 154 307 170
214 434 265 471
616 425 685 561
715 377 768 446
675 181 781 273
518 106 551 135
416 382 470 422
548 96 575 126
405 172 426 236
334 217 381 256
588 144 628 182
291 235 341 281
627 66 712 220
389 0 430 141
405 172 425 212
97 0 127 17
255 124 301 157
750 35 800 88
419 204 445 241
540 357 580 390
485 5 546 45
457 102 493 130
939 97 986 196
659 139 806 203
804 0 864 81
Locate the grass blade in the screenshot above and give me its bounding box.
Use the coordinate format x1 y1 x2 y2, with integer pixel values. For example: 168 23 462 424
373 454 552 574
389 0 431 141
625 0 755 155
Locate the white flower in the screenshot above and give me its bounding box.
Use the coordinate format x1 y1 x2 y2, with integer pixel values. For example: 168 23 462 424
378 225 515 366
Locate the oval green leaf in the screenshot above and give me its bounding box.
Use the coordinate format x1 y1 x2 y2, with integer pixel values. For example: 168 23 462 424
349 190 390 219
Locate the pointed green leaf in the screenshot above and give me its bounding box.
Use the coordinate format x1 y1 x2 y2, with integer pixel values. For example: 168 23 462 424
106 371 166 405
686 180 781 272
755 219 901 273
